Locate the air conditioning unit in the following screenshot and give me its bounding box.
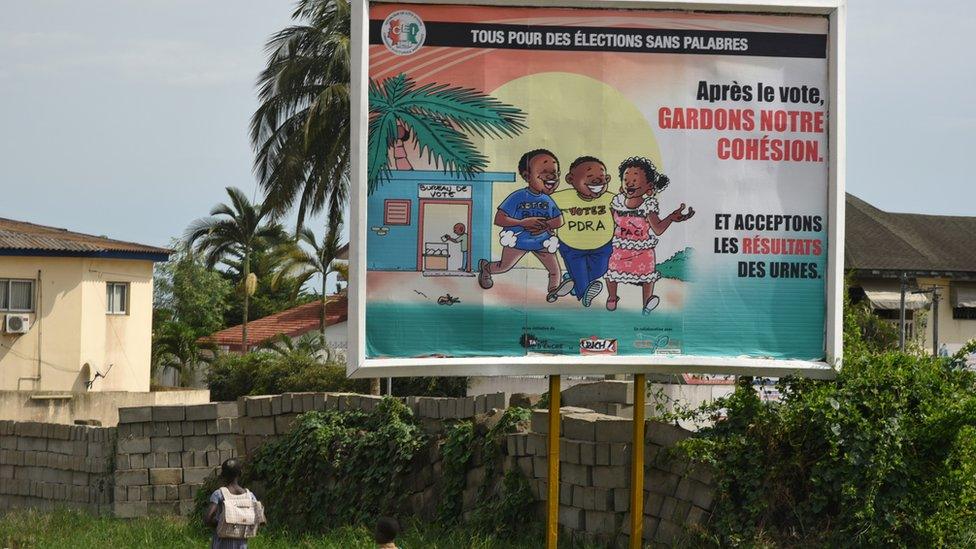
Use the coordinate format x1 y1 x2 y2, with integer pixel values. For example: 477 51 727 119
4 314 30 334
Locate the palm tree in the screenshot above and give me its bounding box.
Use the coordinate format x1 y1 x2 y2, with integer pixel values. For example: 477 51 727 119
259 332 328 360
367 73 527 193
186 187 284 351
251 0 350 229
273 219 346 338
152 321 217 387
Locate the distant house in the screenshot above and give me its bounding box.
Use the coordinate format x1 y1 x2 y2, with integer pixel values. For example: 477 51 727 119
205 295 348 355
0 217 171 392
846 194 976 352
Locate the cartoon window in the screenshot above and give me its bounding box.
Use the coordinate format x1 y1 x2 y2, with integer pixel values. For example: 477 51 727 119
384 199 411 225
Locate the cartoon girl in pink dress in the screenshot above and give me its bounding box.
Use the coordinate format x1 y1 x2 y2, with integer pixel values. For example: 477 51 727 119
605 157 694 314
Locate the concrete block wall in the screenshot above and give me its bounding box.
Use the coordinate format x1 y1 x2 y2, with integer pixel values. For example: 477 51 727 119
113 402 238 518
236 391 508 520
514 406 714 547
0 420 114 513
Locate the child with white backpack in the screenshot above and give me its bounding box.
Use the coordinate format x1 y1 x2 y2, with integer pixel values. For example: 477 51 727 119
204 459 266 549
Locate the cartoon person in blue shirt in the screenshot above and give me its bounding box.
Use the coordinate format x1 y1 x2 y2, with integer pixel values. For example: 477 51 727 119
478 149 574 302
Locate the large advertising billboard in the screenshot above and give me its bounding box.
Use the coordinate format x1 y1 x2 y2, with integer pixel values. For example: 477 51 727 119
349 0 844 378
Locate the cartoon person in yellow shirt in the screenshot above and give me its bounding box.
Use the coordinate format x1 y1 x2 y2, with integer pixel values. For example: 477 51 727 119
551 156 615 307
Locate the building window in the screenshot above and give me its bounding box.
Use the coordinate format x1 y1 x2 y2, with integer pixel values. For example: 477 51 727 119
106 282 128 315
0 279 34 312
384 199 411 225
953 308 976 320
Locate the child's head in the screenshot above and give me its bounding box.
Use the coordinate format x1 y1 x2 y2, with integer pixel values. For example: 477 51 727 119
453 223 466 236
375 516 400 545
220 458 243 484
517 149 560 195
566 156 610 199
618 156 669 199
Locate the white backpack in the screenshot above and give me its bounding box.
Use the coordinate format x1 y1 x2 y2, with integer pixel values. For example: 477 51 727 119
216 487 265 539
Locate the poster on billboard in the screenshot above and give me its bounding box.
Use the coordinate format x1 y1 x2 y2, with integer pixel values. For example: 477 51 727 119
349 0 844 378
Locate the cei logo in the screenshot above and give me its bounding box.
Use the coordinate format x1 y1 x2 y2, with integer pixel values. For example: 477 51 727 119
382 10 426 55
580 336 617 355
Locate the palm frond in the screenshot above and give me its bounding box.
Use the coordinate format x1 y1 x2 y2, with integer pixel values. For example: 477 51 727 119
399 78 527 138
396 110 486 176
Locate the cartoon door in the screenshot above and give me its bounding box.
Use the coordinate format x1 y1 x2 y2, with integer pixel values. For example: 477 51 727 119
418 199 472 272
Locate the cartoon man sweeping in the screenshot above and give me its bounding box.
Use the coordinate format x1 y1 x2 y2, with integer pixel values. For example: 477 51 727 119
478 149 574 302
552 156 615 307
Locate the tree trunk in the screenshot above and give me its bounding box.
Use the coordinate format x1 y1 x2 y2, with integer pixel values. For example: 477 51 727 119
321 272 332 363
242 251 250 352
393 120 413 170
370 378 381 396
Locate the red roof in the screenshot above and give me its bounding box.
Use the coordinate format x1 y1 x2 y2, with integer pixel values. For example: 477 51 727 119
204 295 348 351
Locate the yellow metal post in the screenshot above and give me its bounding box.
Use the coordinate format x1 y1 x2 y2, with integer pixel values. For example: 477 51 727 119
546 374 561 549
629 373 646 548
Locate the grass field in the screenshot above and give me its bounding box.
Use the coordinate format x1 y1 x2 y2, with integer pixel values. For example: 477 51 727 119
0 509 603 548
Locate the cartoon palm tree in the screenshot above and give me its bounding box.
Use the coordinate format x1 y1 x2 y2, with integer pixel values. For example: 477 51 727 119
367 72 527 193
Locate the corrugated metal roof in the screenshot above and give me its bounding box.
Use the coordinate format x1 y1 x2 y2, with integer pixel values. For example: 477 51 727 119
846 194 976 274
0 217 171 257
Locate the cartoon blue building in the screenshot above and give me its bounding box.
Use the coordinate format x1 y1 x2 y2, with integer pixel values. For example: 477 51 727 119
367 170 516 274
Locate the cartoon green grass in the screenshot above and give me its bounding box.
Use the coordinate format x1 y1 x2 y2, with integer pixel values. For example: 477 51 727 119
367 73 527 194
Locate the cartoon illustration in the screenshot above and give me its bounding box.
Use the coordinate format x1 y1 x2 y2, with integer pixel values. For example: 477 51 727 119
478 149 574 302
552 156 615 307
367 73 527 192
442 223 469 271
605 157 695 314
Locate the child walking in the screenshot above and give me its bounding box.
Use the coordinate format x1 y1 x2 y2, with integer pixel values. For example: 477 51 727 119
204 459 265 549
605 157 694 314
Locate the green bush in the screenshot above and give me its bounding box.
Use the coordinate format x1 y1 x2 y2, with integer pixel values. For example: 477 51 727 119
246 398 426 533
680 355 976 547
206 351 367 401
669 283 976 547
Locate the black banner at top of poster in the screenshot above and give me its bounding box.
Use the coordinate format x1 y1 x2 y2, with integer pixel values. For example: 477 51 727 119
369 20 827 59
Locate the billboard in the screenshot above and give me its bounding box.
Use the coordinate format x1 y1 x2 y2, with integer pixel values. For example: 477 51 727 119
349 0 845 378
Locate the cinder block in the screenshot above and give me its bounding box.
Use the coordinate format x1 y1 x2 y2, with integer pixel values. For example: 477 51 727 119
150 437 182 453
186 403 218 422
560 462 591 486
608 443 632 466
594 416 632 443
241 417 275 436
586 485 616 512
561 380 633 407
114 500 148 518
151 406 185 422
183 466 216 484
646 421 692 448
193 421 209 436
183 436 215 453
654 518 680 544
149 468 182 485
646 469 680 496
115 469 148 486
563 413 599 442
486 392 507 411
274 414 298 434
216 418 238 435
118 407 152 424
118 436 151 455
214 435 235 452
558 505 584 530
215 402 239 418
613 487 630 512
584 509 619 534
592 465 628 488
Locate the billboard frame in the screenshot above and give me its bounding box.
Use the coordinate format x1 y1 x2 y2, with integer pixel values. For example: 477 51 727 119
348 0 846 380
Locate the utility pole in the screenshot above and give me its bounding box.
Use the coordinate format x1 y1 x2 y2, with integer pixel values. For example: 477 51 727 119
899 273 908 351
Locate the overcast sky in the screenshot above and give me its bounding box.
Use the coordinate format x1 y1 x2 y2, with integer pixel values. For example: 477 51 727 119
1 0 973 250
